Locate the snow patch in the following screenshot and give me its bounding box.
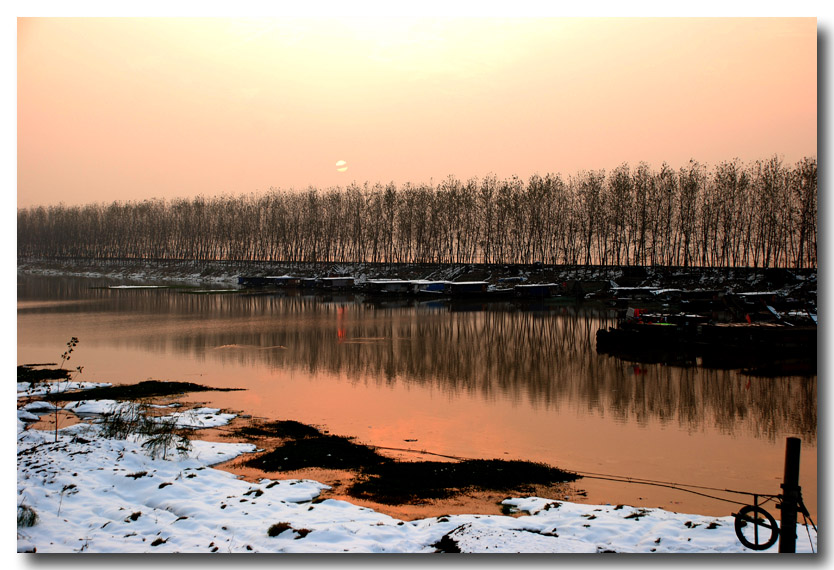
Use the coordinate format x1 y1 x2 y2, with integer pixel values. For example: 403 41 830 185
16 419 817 553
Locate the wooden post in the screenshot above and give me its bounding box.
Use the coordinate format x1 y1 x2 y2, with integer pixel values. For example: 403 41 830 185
778 437 801 553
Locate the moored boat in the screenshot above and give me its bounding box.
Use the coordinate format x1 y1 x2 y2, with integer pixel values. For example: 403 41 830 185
596 307 816 373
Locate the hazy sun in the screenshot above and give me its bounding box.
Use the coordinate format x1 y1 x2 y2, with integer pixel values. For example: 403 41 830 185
336 160 348 173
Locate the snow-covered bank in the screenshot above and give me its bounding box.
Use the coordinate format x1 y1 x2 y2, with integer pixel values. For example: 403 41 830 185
17 256 818 298
16 384 818 554
17 258 241 287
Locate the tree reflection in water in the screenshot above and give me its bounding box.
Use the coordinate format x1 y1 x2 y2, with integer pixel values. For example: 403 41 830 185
19 276 816 444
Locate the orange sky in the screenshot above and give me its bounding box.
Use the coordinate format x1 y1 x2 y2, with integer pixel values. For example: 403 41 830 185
16 17 818 208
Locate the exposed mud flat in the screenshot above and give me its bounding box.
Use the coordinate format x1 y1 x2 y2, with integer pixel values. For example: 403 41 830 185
208 417 580 520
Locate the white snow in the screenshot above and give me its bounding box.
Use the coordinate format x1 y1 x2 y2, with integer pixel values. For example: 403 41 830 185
17 410 40 423
63 399 134 415
18 380 113 398
165 407 238 429
16 386 818 554
107 285 170 289
22 401 58 412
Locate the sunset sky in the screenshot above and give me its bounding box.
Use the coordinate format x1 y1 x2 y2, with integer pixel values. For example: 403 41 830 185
16 15 819 209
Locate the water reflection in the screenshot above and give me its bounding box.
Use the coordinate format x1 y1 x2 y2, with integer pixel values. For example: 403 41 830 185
18 276 816 444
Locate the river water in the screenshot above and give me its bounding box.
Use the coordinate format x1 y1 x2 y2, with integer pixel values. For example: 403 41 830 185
16 274 817 521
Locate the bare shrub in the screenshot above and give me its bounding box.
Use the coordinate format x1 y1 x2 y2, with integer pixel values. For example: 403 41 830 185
141 415 192 460
99 401 192 459
99 402 149 439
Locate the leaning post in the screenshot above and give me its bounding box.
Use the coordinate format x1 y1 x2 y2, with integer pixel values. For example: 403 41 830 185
778 437 801 553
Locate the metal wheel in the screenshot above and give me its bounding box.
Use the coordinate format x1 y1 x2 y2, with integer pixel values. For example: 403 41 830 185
734 505 779 550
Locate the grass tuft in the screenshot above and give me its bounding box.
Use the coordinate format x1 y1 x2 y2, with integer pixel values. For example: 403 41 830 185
17 504 38 528
266 522 311 538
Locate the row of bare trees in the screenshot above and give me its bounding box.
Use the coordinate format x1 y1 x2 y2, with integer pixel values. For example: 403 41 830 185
17 156 817 269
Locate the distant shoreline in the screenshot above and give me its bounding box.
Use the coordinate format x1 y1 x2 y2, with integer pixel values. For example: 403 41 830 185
16 256 817 293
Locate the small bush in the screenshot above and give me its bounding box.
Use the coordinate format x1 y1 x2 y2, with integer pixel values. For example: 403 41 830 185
17 504 38 528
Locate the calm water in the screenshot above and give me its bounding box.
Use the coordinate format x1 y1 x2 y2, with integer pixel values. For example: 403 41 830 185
17 275 817 520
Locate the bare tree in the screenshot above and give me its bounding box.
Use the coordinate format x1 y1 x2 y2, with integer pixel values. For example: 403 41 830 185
17 157 817 270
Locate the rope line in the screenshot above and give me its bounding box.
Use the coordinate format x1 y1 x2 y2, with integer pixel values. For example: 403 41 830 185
798 493 817 533
801 510 816 554
373 445 465 461
573 469 780 502
574 473 754 507
368 450 780 507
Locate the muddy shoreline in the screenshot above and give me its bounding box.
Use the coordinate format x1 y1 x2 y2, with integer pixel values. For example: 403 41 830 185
205 416 581 521
19 378 583 521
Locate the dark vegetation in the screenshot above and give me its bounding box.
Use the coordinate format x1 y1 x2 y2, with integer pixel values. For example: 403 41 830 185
245 434 386 471
349 459 579 504
17 504 38 528
267 522 311 539
232 420 323 440
17 365 70 383
18 156 816 269
431 531 462 553
239 420 580 505
38 380 241 402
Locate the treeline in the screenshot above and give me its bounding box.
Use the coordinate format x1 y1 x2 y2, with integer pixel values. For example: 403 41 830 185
17 156 817 269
